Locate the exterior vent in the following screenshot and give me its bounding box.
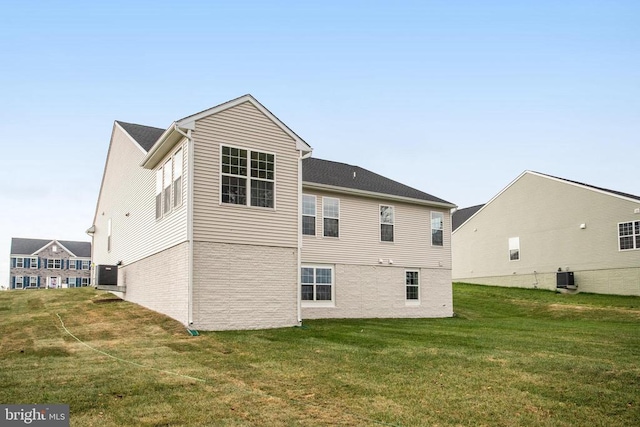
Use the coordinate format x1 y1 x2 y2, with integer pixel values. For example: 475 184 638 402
95 265 125 292
635 208 640 214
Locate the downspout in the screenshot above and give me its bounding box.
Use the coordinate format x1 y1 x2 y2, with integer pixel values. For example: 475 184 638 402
174 125 195 326
297 150 313 325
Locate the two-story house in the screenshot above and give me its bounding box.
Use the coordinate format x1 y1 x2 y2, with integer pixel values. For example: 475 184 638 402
9 238 92 289
89 95 455 330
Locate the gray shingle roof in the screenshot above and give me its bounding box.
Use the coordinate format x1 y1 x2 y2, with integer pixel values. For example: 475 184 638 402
452 204 484 231
116 121 165 153
303 158 454 205
10 238 91 257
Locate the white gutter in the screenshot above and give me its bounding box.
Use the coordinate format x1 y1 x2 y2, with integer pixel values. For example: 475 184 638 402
173 124 195 326
302 182 457 209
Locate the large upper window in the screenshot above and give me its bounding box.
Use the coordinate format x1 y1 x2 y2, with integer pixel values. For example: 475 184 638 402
29 257 38 269
323 197 340 238
302 194 316 236
406 270 419 301
619 221 640 250
69 259 77 270
82 260 90 270
509 237 520 261
155 169 163 219
15 257 24 268
221 146 275 208
431 212 444 246
173 148 183 208
301 266 333 302
380 205 394 242
163 159 172 214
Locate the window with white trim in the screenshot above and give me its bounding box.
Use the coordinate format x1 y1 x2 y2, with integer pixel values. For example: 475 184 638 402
323 197 340 238
301 265 334 302
619 221 640 250
302 194 316 236
52 245 57 252
15 257 24 268
509 237 520 261
30 257 38 269
155 169 163 219
82 277 90 286
380 205 394 242
173 148 183 208
406 270 419 301
29 276 38 287
221 146 275 208
82 260 90 270
69 259 77 270
15 276 23 289
47 259 61 269
68 277 77 287
163 159 172 214
431 212 444 246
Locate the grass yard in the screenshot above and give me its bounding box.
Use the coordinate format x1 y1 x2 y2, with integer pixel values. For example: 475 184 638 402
0 284 638 426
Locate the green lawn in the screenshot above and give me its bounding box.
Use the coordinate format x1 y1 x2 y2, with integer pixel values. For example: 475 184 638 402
0 284 638 426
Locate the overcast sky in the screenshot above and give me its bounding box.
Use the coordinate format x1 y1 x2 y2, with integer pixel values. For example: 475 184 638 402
1 1 638 287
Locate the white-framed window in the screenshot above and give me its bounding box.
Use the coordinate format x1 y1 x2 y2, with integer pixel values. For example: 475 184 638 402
15 257 24 268
431 212 444 246
47 259 62 269
81 260 90 270
52 245 57 252
302 194 316 236
618 221 640 251
29 276 38 287
155 168 163 219
82 277 90 286
406 270 419 302
163 159 172 214
15 276 23 289
68 277 77 287
221 146 275 208
323 197 340 238
380 205 395 242
301 265 334 304
69 259 77 270
509 237 520 261
173 148 183 208
30 257 38 269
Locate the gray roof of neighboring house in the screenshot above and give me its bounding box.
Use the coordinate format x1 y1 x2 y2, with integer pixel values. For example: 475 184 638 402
116 122 453 205
535 171 640 202
116 121 165 152
10 238 91 257
452 204 484 231
303 157 454 205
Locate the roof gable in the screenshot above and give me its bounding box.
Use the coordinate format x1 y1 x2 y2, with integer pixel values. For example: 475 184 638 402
302 158 454 207
453 170 640 233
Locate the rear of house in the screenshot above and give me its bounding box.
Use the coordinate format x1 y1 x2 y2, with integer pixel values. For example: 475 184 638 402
90 94 456 330
452 171 640 296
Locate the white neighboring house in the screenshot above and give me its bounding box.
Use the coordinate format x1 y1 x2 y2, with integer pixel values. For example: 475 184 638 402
452 171 640 296
89 94 456 330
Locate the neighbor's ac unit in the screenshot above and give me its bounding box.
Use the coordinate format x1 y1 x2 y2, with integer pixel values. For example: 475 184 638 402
95 265 124 292
556 271 576 290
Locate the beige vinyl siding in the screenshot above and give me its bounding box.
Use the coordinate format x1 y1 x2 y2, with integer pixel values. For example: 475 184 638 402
301 190 452 269
93 124 188 267
302 265 453 319
452 172 640 295
191 101 299 248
